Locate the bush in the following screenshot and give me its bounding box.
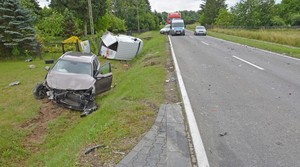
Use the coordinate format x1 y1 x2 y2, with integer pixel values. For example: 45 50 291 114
291 14 300 26
271 16 286 26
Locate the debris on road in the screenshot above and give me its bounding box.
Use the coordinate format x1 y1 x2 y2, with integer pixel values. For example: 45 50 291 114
219 132 228 137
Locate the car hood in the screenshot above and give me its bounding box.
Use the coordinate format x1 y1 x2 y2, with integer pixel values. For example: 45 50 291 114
46 71 96 90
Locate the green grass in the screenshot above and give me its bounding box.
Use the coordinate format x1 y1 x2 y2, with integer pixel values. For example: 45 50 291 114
0 31 169 166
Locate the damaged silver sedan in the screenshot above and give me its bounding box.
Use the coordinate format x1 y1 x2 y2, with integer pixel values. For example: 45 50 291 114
33 51 112 117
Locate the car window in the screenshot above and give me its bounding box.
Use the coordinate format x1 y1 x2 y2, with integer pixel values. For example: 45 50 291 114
93 58 99 75
100 62 112 74
196 26 205 29
52 59 92 75
172 22 184 27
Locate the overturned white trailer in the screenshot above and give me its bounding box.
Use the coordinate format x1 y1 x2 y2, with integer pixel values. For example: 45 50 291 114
99 32 143 60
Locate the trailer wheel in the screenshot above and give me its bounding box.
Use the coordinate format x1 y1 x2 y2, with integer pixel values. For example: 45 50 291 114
33 83 47 99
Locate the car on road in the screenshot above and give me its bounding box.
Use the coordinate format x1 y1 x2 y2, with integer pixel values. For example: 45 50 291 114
160 24 170 34
194 26 207 36
33 51 113 117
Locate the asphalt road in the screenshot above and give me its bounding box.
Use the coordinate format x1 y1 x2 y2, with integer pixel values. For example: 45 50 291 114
170 30 300 167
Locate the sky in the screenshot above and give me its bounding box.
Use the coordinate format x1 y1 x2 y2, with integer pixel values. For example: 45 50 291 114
37 0 282 13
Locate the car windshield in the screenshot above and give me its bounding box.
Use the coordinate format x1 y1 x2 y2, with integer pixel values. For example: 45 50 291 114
52 59 92 75
196 26 205 29
172 22 184 27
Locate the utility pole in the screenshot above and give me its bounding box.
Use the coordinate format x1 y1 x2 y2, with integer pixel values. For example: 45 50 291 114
87 0 94 39
135 0 140 34
137 4 140 33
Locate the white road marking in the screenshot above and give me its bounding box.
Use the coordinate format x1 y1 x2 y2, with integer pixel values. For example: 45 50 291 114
233 55 265 70
190 36 194 39
169 36 210 167
201 41 209 45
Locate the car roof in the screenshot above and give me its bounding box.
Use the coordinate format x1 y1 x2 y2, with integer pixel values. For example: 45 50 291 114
60 51 96 63
196 26 205 28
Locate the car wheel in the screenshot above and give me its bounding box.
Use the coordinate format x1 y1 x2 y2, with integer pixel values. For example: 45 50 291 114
33 83 47 99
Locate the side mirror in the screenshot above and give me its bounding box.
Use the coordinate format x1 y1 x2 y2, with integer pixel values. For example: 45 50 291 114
45 66 50 71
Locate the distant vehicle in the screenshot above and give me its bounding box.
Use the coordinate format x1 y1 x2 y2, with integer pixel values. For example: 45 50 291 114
194 26 207 36
33 51 113 117
166 12 181 24
170 19 185 36
99 31 143 60
160 24 170 34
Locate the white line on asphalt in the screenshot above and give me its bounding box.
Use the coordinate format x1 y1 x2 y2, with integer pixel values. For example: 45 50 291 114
169 36 210 167
201 41 209 45
233 55 265 70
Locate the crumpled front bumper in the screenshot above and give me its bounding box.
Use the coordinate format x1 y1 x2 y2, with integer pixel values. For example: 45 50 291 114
47 88 97 116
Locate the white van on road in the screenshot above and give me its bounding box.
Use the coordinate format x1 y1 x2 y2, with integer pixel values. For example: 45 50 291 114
170 19 185 36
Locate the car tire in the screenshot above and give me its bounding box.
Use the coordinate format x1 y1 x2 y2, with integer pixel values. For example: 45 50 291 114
33 83 47 99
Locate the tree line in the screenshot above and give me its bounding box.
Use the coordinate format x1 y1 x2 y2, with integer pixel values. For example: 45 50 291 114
201 0 300 27
0 0 161 59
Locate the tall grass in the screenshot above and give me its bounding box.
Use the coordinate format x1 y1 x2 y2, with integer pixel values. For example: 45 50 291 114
211 28 300 48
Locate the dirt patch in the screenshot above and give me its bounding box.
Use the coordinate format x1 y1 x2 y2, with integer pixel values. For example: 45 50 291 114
21 99 65 152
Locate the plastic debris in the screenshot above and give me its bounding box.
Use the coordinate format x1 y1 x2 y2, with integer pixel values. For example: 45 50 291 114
25 58 32 62
219 132 228 137
29 65 36 69
84 145 105 155
9 81 20 87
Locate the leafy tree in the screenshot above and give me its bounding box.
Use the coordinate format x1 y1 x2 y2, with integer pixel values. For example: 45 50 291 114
62 8 77 38
215 8 234 26
49 0 109 36
181 10 201 24
290 14 300 26
0 0 37 58
201 0 227 25
36 9 64 36
20 0 41 22
110 0 158 32
231 0 261 27
257 0 275 26
231 0 279 27
271 16 286 26
96 13 127 33
279 0 300 25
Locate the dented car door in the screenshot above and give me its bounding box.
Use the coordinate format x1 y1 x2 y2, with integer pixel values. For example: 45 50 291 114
95 62 112 95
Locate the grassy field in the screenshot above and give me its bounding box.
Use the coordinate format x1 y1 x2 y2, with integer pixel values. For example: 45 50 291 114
0 31 169 166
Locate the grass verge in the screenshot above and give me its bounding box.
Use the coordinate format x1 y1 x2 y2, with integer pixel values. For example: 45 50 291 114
0 31 169 166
